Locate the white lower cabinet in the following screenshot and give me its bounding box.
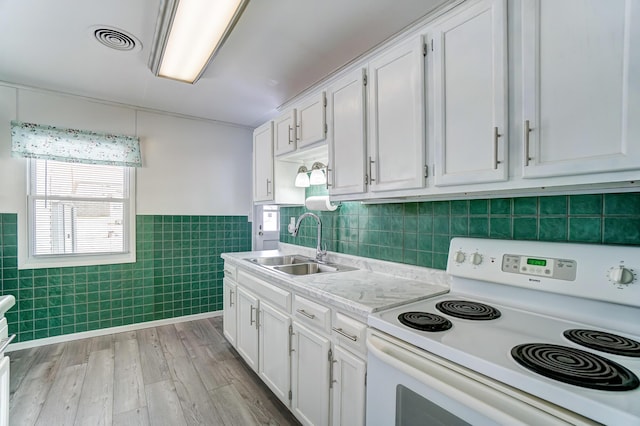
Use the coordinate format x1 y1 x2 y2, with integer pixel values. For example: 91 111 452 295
222 277 237 347
222 264 367 426
258 301 292 406
331 345 366 426
291 321 331 426
236 286 259 371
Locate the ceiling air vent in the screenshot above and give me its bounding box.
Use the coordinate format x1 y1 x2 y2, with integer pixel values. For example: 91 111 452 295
90 26 142 52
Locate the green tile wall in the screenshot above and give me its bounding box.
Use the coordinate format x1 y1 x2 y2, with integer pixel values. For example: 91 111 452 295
0 214 251 343
280 192 640 270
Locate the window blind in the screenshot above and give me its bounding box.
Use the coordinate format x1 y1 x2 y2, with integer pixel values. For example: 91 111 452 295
11 120 142 167
29 160 130 256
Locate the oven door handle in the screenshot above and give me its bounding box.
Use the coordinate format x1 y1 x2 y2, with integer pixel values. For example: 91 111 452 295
367 332 592 425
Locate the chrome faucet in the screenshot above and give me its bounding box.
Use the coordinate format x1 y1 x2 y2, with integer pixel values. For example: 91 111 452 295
291 212 327 262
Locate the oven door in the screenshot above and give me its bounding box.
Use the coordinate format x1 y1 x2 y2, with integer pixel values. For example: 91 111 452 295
366 330 596 426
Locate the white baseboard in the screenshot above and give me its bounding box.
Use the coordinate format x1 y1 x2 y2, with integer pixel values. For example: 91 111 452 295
5 310 223 352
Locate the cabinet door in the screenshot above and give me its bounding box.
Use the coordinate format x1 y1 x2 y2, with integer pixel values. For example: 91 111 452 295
522 0 640 178
368 36 426 193
296 92 327 148
258 301 291 407
291 321 331 426
222 278 237 348
432 0 508 186
331 345 366 426
327 68 367 196
253 122 274 202
236 287 259 371
274 110 297 156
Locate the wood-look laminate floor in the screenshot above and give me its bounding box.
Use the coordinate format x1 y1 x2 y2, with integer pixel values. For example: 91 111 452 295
8 316 301 426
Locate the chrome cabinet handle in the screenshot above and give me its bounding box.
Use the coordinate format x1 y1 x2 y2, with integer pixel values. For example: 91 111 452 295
493 126 502 170
0 334 16 353
328 349 337 389
266 179 271 195
229 289 234 307
524 120 533 166
332 327 358 341
296 309 315 319
325 163 332 189
250 305 256 325
288 125 293 144
289 325 295 355
368 156 376 183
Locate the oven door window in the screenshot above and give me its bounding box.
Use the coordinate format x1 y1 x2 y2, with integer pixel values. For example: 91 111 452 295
396 385 471 426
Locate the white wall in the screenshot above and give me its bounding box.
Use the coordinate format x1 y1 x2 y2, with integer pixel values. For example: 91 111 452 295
0 83 253 217
136 111 252 215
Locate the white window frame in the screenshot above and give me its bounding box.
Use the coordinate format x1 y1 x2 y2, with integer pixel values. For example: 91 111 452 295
18 160 137 269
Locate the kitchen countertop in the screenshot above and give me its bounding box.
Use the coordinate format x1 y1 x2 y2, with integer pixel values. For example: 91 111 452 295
222 243 450 321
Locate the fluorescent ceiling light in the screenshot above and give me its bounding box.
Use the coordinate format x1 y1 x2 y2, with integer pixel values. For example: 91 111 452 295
149 0 249 84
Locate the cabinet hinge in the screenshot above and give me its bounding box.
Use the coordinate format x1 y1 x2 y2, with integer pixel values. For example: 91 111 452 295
424 164 428 179
324 97 327 107
431 39 434 52
328 348 333 362
364 174 369 185
423 43 427 57
288 390 292 400
365 372 367 386
363 72 367 87
324 123 328 134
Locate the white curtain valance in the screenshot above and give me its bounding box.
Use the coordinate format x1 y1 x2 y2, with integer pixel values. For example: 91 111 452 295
10 120 142 167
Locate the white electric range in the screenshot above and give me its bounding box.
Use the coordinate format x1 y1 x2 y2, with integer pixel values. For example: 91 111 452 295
367 238 640 426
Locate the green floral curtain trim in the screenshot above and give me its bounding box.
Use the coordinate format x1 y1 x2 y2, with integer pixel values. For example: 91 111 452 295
10 121 142 167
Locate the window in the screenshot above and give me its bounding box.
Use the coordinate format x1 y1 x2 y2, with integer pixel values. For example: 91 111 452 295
24 159 135 268
262 205 279 232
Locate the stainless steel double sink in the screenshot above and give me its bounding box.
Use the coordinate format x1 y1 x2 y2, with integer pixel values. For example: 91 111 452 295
245 254 357 276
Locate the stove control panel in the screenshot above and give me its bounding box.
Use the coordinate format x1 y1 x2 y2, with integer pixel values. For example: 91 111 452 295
448 238 640 308
501 254 577 281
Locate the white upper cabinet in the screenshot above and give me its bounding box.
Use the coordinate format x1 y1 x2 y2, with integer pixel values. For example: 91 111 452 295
432 0 508 186
327 68 368 196
253 122 274 202
253 120 305 205
296 92 327 149
274 110 297 156
328 35 427 199
521 0 640 178
368 36 427 193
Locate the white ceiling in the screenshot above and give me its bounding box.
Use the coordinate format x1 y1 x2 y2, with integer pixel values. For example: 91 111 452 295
0 0 450 128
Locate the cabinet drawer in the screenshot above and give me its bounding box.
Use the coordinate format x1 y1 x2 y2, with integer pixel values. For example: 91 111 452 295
237 270 291 312
224 263 237 281
293 295 330 332
332 312 367 354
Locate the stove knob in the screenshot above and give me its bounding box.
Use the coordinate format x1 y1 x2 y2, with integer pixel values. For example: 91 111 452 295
454 251 466 263
470 252 483 265
608 266 635 285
